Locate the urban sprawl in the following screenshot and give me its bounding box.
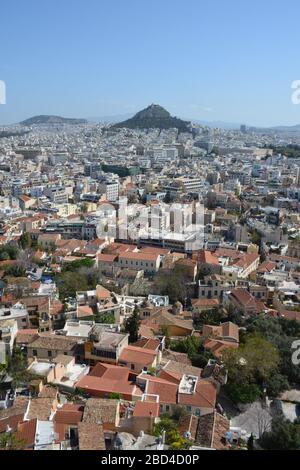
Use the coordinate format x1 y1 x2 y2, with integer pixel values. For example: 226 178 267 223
0 106 300 451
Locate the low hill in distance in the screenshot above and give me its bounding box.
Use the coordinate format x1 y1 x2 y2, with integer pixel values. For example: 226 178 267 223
20 115 87 126
112 104 191 132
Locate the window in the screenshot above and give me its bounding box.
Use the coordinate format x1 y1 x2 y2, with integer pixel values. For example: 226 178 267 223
92 348 116 359
48 350 52 357
33 349 37 356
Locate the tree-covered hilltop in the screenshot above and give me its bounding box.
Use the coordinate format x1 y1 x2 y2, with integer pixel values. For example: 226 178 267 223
20 115 87 126
112 104 191 132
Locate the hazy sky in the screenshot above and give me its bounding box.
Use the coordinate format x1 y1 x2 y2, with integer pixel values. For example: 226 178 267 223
1 0 300 126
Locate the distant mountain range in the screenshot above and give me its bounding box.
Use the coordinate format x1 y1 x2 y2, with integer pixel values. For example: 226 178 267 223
112 104 191 132
17 111 300 133
20 115 87 126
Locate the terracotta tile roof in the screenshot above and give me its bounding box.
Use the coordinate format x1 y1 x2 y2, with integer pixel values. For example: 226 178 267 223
119 345 157 365
54 408 83 425
272 309 300 322
16 329 39 345
140 246 170 256
38 385 59 399
146 377 178 405
97 253 118 262
162 349 191 365
0 413 24 434
215 248 242 259
257 261 277 273
26 398 55 421
143 310 194 332
0 397 29 420
178 414 198 440
77 305 94 318
158 369 182 384
138 325 155 339
204 338 239 358
83 398 119 425
202 321 239 343
133 401 160 418
192 298 220 308
178 380 217 408
119 251 160 262
192 250 220 265
29 335 77 351
195 412 230 450
76 375 139 399
78 422 106 450
96 285 112 300
16 419 37 448
103 243 137 255
231 252 259 269
230 288 255 306
162 361 202 378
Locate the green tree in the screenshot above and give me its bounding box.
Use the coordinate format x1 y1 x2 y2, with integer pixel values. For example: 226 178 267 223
247 434 255 451
97 312 115 324
259 418 300 450
56 271 89 300
225 382 261 404
124 308 141 343
20 232 32 249
153 265 192 303
4 265 26 277
153 417 191 449
0 251 10 261
223 334 280 404
0 433 26 450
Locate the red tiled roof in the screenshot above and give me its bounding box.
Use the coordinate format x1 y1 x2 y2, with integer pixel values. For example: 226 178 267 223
16 419 37 448
133 401 160 418
178 380 217 408
0 414 24 434
145 377 178 405
119 345 157 365
192 250 219 265
54 409 83 425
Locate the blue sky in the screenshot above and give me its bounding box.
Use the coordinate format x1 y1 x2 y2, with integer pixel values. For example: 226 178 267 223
1 0 300 126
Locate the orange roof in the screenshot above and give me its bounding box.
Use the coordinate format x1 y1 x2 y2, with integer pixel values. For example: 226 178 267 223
76 375 140 398
54 405 83 425
178 380 216 408
97 253 118 262
146 377 178 405
204 338 239 358
119 251 160 262
96 285 112 300
133 401 160 418
119 345 157 365
192 250 219 265
16 419 37 448
77 305 94 318
192 298 220 308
